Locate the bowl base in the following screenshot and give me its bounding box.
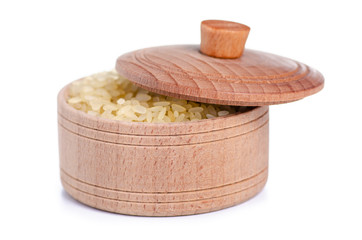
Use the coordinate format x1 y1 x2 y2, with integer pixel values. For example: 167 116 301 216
61 168 267 216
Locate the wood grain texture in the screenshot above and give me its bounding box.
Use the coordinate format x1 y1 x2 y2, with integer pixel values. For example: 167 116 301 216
200 20 250 58
116 45 324 106
58 85 269 216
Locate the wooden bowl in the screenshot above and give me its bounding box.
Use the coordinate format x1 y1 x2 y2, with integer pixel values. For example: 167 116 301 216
58 84 269 216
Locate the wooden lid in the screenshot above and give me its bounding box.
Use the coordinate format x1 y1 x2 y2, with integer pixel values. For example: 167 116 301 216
116 20 324 106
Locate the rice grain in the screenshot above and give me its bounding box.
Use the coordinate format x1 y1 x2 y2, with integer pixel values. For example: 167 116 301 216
67 70 238 123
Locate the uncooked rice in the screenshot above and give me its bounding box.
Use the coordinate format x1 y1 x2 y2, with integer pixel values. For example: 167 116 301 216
67 70 241 123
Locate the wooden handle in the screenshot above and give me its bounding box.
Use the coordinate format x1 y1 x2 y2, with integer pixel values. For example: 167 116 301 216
200 20 250 59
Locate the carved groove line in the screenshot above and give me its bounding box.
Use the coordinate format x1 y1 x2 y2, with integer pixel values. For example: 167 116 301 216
61 167 267 194
58 108 268 136
62 177 267 204
61 169 268 203
119 58 314 95
58 118 269 147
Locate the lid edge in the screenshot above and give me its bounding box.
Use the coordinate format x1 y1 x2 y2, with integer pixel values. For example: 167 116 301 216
116 45 324 106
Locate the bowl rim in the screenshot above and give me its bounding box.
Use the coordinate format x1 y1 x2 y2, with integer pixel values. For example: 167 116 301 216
58 83 268 135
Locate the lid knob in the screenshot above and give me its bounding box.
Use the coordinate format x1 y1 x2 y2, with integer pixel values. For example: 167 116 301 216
200 20 250 59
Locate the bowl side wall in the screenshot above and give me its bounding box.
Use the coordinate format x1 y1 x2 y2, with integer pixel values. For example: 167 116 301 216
58 83 269 216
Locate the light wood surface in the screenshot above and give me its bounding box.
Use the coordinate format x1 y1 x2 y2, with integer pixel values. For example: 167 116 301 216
58 19 324 216
58 85 269 216
116 45 324 106
200 20 250 58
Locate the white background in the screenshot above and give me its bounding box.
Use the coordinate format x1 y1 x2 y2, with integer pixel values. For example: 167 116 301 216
1 0 361 239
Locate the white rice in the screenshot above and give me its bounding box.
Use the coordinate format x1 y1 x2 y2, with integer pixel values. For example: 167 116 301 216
67 70 241 123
